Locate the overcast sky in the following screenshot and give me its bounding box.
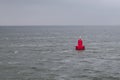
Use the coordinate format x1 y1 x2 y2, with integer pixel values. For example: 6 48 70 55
0 0 120 25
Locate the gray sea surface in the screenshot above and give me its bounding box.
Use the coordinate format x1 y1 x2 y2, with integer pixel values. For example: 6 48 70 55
0 26 120 80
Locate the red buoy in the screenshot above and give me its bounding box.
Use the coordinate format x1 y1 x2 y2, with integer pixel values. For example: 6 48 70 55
75 38 85 50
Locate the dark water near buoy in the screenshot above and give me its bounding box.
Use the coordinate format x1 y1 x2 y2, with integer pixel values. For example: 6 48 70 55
0 26 120 80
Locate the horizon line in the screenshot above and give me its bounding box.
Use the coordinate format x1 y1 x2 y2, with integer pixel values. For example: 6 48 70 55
0 25 120 27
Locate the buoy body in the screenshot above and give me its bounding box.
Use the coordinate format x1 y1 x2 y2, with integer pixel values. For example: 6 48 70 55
75 39 85 50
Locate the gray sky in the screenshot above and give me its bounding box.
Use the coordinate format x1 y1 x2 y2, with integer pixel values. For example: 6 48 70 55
0 0 120 25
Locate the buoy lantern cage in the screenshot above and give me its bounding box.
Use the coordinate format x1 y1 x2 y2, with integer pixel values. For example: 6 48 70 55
75 39 85 50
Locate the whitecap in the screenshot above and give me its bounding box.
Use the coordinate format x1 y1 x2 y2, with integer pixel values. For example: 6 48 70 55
8 61 20 64
14 50 18 54
59 50 72 53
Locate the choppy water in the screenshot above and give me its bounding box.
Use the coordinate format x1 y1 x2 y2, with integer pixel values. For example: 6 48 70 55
0 26 120 80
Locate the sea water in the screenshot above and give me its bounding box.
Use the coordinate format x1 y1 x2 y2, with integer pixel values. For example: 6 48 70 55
0 26 120 80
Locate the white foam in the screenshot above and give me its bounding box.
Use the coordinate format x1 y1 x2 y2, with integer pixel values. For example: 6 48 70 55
14 50 18 54
59 50 72 53
8 61 20 64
